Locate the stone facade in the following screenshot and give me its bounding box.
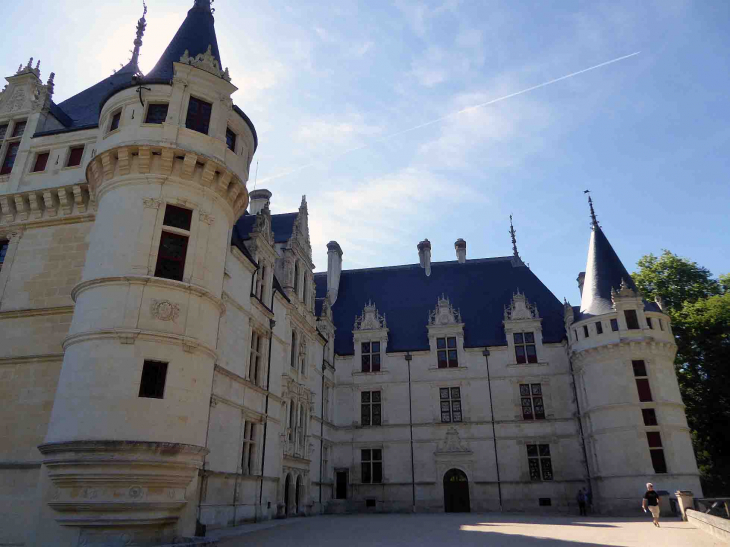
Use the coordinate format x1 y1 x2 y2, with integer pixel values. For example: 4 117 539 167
0 2 701 546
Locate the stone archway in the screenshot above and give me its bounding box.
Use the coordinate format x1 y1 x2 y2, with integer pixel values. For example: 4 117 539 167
295 475 303 515
284 473 292 516
443 468 470 513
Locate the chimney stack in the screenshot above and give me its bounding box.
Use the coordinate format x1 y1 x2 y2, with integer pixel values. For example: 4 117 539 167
577 272 586 297
327 241 343 306
417 239 432 277
455 238 466 264
249 189 272 215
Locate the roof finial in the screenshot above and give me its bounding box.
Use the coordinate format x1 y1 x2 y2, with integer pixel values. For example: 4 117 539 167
193 0 214 13
510 214 520 259
584 190 598 228
130 1 148 68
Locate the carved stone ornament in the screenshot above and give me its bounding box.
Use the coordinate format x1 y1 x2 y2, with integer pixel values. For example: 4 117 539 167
429 294 462 326
199 211 215 225
143 197 162 209
3 88 25 113
150 299 180 322
436 427 471 453
180 45 231 81
354 300 386 331
504 290 539 321
612 278 638 299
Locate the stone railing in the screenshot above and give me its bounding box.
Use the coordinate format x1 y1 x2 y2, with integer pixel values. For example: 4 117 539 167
695 497 730 519
686 509 730 544
0 183 93 225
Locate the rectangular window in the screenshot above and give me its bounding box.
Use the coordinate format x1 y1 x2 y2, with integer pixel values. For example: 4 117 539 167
436 337 458 368
138 360 168 399
647 432 667 473
642 408 658 426
185 96 213 135
440 387 462 423
361 391 381 426
242 420 256 475
66 146 84 167
162 204 193 230
109 111 121 132
632 360 647 377
145 103 169 124
323 385 330 421
574 329 578 341
322 446 329 481
527 444 553 481
0 239 9 271
625 309 640 330
659 319 664 331
583 325 589 338
595 321 603 334
336 471 347 499
11 121 26 138
249 331 263 385
361 449 382 484
361 341 381 373
226 127 237 152
1 142 20 175
0 124 7 140
647 317 653 329
154 204 192 282
539 498 552 506
611 318 619 331
520 383 545 420
32 152 49 172
514 332 537 364
636 379 652 402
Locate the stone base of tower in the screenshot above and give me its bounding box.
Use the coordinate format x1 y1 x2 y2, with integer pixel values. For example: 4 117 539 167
31 441 207 547
593 474 702 515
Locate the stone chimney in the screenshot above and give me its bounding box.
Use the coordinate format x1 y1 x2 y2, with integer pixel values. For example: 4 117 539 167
249 189 272 215
577 272 586 297
417 239 432 277
455 238 466 264
327 241 343 306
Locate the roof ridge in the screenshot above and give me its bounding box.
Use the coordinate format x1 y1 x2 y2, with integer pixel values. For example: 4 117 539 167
314 256 514 276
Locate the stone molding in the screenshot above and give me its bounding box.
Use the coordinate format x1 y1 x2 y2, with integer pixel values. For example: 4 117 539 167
354 300 387 331
180 45 231 82
86 144 249 219
428 295 462 326
0 305 74 319
0 183 93 226
572 339 676 367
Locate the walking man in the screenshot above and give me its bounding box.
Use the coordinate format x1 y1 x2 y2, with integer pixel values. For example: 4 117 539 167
577 488 587 516
642 483 661 527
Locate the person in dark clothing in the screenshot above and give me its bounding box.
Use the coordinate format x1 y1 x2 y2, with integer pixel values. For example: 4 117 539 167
577 488 587 516
642 482 661 527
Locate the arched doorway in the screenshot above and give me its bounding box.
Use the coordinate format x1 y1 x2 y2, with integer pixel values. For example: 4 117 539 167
443 468 470 513
295 475 303 515
284 474 292 516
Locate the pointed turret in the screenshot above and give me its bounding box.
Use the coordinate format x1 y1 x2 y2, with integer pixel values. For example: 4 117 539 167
579 197 638 316
146 0 222 81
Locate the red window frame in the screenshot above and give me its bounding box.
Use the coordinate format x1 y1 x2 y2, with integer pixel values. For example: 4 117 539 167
32 152 50 173
66 146 84 167
185 96 213 135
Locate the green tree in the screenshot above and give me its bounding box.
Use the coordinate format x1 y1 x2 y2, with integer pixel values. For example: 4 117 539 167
633 251 729 496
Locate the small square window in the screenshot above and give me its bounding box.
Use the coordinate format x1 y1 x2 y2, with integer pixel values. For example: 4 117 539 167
145 103 169 124
139 360 168 399
595 321 603 334
109 111 121 132
610 318 619 332
539 498 552 506
646 431 663 448
163 204 193 231
226 128 237 152
366 499 376 508
32 152 50 173
642 408 658 426
632 360 647 377
66 146 85 167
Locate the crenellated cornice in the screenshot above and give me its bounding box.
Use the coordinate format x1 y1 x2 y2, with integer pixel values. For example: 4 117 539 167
572 338 677 368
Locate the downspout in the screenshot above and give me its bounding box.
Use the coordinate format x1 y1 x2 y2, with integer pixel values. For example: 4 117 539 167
405 352 416 512
257 289 276 521
319 338 328 511
483 348 503 512
567 343 592 492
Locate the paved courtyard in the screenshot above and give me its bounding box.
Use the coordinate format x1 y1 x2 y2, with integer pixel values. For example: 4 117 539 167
214 513 721 546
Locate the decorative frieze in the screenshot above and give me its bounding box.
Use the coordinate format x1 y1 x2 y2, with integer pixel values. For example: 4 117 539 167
180 44 231 82
429 295 462 326
354 300 387 331
0 184 92 225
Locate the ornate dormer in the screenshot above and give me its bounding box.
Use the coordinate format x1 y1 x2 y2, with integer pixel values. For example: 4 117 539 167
293 195 312 262
504 290 540 321
353 301 389 374
503 291 544 365
180 45 231 81
355 301 387 331
427 295 466 369
251 203 274 246
563 298 575 329
429 294 462 326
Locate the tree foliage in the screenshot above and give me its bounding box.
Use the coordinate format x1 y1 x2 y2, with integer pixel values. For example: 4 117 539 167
633 250 729 496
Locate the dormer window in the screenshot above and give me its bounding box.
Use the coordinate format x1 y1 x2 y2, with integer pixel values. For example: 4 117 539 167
145 103 169 124
514 332 537 364
66 146 85 168
595 321 603 334
624 309 640 330
437 337 458 368
226 127 237 152
185 96 212 135
0 120 26 175
32 152 50 173
361 341 381 372
109 110 121 132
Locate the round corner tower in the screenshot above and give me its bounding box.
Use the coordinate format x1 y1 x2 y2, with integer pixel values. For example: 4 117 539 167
565 202 702 514
34 3 256 545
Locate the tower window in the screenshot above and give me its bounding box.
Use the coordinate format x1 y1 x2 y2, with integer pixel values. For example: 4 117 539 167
583 325 589 338
66 146 85 167
145 103 169 124
185 96 212 135
226 127 237 152
290 331 297 368
514 332 537 364
624 309 640 330
437 337 458 368
293 261 300 295
611 318 619 332
659 319 664 331
241 421 257 475
32 152 50 172
646 317 653 329
0 239 9 271
646 432 667 473
595 321 603 334
642 408 658 426
633 360 653 402
1 142 20 175
361 449 382 484
527 444 553 481
249 331 263 385
440 387 462 423
139 360 168 399
520 383 545 420
361 341 381 372
109 110 121 132
361 390 381 426
154 204 192 282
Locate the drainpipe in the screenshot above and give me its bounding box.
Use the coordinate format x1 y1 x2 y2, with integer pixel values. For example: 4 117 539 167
319 338 328 511
257 304 276 521
405 352 416 513
567 344 592 498
483 348 503 512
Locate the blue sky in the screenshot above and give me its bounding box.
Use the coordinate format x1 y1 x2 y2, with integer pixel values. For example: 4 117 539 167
3 0 729 304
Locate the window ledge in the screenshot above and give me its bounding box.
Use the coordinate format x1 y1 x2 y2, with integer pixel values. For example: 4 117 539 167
506 361 549 369
428 366 468 371
140 122 166 128
352 370 389 377
104 128 121 139
61 165 82 171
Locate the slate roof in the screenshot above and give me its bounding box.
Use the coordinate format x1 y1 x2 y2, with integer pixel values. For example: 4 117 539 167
314 257 566 356
233 212 298 244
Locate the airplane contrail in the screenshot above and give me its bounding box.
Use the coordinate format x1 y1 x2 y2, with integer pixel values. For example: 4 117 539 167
257 51 641 184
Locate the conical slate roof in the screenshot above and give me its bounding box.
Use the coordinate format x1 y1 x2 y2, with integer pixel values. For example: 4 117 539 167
146 1 221 81
579 224 638 317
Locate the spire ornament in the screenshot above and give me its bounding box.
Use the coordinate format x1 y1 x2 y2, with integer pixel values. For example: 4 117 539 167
586 192 599 228
130 1 148 69
510 214 520 259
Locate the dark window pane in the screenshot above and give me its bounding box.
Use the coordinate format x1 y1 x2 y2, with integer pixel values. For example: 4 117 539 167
361 355 370 372
226 128 237 152
11 121 26 138
371 392 381 403
67 146 84 167
451 401 461 412
0 124 7 140
441 412 451 423
372 407 381 426
372 449 382 461
361 462 371 483
440 388 449 400
647 317 653 329
541 458 553 480
373 354 381 366
539 444 550 457
138 360 168 399
524 332 535 343
361 407 370 426
109 111 121 132
372 462 382 483
361 342 370 353
534 400 545 419
145 103 169 124
0 240 8 268
632 360 647 377
372 341 380 353
32 152 49 172
514 333 524 344
361 392 370 403
437 350 447 368
361 449 371 461
650 449 667 473
528 458 540 480
526 444 538 457
522 398 532 409
583 325 589 338
515 346 526 364
646 432 663 448
526 345 537 363
611 318 619 332
441 401 451 412
519 384 530 396
163 204 193 230
185 97 213 134
447 337 457 348
522 405 533 419
625 309 640 330
437 338 446 349
531 384 542 396
636 379 653 402
154 231 188 281
448 350 458 367
451 387 460 399
642 408 658 426
1 142 20 174
595 321 603 334
452 411 462 422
